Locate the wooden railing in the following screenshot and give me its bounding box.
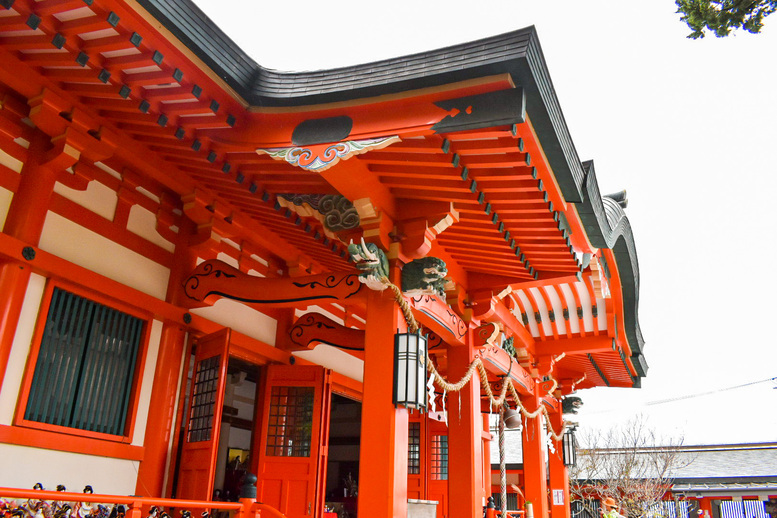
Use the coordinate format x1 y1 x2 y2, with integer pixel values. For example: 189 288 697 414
0 477 286 518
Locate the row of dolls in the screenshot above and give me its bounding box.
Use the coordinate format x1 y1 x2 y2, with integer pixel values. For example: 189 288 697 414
1 486 209 518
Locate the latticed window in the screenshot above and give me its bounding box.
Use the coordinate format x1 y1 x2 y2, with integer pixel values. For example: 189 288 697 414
187 355 220 442
24 287 144 436
431 434 448 480
408 422 421 474
266 386 315 457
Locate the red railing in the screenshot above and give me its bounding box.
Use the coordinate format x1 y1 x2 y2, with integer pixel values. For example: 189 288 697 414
0 487 287 518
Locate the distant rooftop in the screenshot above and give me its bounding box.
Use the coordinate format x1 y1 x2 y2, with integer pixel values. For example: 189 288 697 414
492 440 777 481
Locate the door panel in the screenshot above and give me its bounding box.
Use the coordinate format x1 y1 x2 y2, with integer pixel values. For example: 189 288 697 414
428 418 449 518
176 328 231 501
257 365 329 518
407 416 425 500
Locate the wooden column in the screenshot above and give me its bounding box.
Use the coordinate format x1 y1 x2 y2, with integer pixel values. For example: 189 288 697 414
135 218 198 497
548 411 570 518
357 289 408 518
447 341 485 518
0 130 64 389
698 497 714 518
522 386 549 518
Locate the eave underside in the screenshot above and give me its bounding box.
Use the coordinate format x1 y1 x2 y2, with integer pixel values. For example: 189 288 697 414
0 0 644 389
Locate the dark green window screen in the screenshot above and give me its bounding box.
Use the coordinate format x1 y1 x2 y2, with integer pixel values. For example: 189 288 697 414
24 287 143 436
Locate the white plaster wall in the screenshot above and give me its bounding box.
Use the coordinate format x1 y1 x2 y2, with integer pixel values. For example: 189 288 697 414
0 184 12 230
0 442 140 495
190 298 277 346
127 204 174 252
54 180 118 221
293 345 364 383
0 146 23 174
0 273 47 425
39 212 170 300
132 319 163 446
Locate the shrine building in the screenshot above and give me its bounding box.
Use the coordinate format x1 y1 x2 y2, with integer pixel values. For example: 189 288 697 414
0 1 646 518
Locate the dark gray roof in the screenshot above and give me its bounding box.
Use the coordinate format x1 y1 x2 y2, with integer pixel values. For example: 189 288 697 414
491 441 777 481
671 444 777 480
136 0 585 203
578 161 646 375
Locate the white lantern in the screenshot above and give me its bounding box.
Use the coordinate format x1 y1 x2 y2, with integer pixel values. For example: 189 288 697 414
393 330 428 410
562 429 577 466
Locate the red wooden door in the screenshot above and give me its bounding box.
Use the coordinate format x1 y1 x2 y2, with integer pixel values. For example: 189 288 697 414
407 415 425 500
176 328 231 500
257 365 330 518
428 417 449 518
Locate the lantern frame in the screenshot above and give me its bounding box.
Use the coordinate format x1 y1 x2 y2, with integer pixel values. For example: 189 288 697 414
392 330 428 411
562 429 577 466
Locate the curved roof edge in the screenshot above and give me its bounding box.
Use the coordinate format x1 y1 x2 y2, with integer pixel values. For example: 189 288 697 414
576 161 646 379
136 0 585 202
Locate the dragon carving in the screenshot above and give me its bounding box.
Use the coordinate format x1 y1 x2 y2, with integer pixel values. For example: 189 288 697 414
347 239 390 291
402 257 448 300
562 396 583 414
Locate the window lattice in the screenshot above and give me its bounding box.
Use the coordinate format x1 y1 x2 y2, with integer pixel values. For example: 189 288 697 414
408 422 421 474
431 434 448 480
187 355 220 442
24 287 143 436
266 386 314 457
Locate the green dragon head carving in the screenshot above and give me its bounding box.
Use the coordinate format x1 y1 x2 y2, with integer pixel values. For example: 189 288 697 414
562 396 583 415
402 257 448 300
348 238 390 291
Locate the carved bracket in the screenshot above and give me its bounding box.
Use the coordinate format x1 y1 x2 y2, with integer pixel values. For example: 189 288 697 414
407 293 467 345
277 194 360 234
183 259 362 307
474 322 500 348
288 312 365 354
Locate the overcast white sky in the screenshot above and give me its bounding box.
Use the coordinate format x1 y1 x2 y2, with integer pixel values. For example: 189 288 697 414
191 0 777 445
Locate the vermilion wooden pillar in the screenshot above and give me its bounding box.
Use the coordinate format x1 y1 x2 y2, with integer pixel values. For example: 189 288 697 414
447 341 485 518
698 497 713 518
357 290 408 518
522 387 549 518
0 131 64 390
548 411 570 518
135 218 198 497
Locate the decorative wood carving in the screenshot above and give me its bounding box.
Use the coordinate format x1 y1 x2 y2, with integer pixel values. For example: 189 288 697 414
407 293 467 345
475 345 534 396
288 312 365 353
276 194 360 232
256 136 400 172
474 322 500 348
183 259 362 306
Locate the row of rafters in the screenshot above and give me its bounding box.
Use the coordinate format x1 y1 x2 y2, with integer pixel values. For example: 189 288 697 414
0 0 353 273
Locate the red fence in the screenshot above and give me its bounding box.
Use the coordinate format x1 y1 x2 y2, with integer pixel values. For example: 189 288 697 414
0 486 286 518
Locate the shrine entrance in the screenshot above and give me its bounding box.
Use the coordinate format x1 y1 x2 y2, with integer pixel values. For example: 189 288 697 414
174 330 262 502
324 394 362 518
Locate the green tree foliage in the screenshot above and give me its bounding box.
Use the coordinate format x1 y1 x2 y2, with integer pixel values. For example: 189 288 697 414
676 0 777 38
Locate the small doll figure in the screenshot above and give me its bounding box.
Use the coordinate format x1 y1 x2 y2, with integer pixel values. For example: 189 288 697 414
24 483 49 518
74 486 95 518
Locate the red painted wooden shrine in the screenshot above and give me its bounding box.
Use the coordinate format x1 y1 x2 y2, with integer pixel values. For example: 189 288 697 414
0 2 646 518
